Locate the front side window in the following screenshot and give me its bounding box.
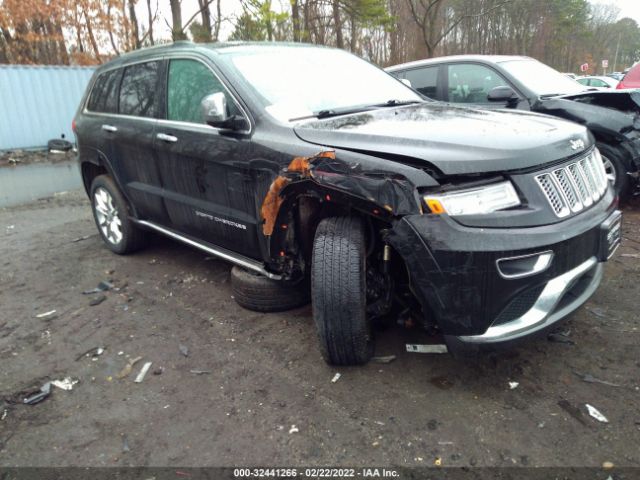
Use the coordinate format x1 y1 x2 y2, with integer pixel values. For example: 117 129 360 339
404 66 439 99
167 59 233 123
119 61 160 117
446 64 508 103
87 69 120 113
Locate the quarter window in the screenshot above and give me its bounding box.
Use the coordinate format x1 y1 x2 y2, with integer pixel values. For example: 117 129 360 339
87 69 121 113
403 66 439 99
447 64 508 103
119 61 160 117
167 59 234 124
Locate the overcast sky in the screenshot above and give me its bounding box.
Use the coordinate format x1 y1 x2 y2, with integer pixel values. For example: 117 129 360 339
139 0 640 42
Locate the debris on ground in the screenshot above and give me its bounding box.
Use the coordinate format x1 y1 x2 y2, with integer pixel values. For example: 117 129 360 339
574 371 620 387
331 373 341 383
122 435 130 453
1 409 7 421
89 295 106 306
371 355 396 364
603 461 614 469
558 399 587 425
620 253 640 259
179 344 189 357
51 377 78 391
586 404 609 423
82 281 113 295
71 234 92 243
509 382 519 390
134 362 153 383
547 332 575 344
587 307 607 318
153 367 164 375
190 369 211 375
288 425 299 434
35 310 57 319
75 346 105 361
23 382 52 405
406 344 448 354
117 356 143 379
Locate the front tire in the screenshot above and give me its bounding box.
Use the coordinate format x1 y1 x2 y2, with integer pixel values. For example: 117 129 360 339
90 175 146 254
311 216 373 365
597 142 631 200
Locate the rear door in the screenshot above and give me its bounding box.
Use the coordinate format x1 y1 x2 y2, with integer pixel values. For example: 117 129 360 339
111 60 167 222
152 56 261 258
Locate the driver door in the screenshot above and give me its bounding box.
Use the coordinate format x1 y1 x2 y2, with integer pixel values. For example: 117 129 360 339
152 57 261 259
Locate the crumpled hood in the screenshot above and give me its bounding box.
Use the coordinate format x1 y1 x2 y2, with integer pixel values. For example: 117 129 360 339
294 103 592 175
537 90 640 137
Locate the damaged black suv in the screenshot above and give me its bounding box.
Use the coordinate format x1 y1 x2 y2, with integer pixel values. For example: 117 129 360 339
74 42 621 365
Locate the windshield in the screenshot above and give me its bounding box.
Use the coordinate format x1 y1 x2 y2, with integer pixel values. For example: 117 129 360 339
223 46 422 121
499 59 587 96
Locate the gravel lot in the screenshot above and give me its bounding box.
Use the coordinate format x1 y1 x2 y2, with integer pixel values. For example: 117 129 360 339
1 186 639 469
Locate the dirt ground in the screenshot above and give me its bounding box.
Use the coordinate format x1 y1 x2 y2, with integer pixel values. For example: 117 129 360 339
1 189 639 469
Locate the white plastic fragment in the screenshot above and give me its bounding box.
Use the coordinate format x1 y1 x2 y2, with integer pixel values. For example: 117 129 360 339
36 310 57 319
134 362 153 383
289 425 299 434
331 373 341 383
509 382 519 390
51 377 78 391
1 409 7 420
406 344 448 354
586 404 609 423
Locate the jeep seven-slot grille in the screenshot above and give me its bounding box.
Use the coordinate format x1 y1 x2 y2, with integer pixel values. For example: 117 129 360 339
535 150 608 218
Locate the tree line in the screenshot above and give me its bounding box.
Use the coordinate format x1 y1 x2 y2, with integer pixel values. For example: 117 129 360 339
1 0 638 74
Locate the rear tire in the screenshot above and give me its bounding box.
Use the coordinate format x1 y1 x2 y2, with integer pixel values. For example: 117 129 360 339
90 175 146 254
230 266 310 313
311 216 373 365
597 142 631 200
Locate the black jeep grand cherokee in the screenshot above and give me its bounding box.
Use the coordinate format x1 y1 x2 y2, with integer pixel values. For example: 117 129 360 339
74 42 621 365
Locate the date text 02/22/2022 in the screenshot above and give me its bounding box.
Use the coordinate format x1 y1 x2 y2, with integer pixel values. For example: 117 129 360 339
233 468 400 478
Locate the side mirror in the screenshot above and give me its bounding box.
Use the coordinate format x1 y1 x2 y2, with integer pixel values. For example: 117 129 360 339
401 78 413 88
201 92 229 127
487 86 518 105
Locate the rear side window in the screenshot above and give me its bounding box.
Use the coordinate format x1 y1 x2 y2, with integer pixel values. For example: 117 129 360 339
167 59 229 123
404 66 439 99
119 61 160 117
87 69 121 113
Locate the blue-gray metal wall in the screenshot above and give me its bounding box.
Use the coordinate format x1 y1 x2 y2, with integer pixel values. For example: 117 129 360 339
0 65 96 150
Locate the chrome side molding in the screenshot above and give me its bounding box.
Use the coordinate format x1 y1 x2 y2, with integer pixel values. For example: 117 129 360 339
133 219 281 280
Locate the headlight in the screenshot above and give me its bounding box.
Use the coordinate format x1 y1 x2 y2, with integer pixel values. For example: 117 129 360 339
424 181 520 216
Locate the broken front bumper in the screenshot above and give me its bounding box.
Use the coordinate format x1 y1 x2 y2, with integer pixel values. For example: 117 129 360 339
387 191 620 348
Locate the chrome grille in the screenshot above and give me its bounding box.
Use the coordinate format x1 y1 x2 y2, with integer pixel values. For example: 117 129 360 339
535 149 608 218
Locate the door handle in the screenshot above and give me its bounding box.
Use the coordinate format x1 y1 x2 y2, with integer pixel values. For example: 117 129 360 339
156 133 178 143
101 124 118 132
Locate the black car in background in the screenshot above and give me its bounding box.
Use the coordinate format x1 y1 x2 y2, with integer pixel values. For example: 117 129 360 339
387 55 640 199
74 42 620 365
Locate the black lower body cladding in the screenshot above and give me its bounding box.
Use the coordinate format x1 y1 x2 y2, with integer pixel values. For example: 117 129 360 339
387 190 620 348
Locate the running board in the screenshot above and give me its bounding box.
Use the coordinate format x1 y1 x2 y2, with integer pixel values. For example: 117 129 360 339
134 220 281 280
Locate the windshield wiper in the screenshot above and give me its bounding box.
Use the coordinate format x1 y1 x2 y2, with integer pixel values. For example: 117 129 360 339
315 99 422 119
371 99 422 107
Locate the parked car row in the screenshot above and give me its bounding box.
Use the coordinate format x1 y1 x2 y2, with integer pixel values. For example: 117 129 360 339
75 42 624 366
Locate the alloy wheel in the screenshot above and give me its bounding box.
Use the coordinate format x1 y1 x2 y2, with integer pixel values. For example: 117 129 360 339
93 187 123 245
